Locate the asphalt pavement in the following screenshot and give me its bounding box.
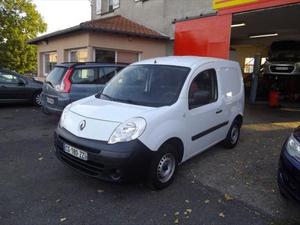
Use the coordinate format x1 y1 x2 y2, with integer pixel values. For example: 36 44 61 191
0 104 299 225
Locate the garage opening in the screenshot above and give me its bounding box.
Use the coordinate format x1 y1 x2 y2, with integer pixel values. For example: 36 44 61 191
230 4 300 107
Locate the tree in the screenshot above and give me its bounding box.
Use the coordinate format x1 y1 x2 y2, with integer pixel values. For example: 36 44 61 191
0 0 47 75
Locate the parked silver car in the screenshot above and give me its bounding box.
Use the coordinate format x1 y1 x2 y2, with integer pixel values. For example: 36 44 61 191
262 41 300 76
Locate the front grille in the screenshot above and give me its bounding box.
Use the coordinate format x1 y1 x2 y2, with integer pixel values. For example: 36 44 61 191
270 65 295 74
59 135 100 154
57 145 104 177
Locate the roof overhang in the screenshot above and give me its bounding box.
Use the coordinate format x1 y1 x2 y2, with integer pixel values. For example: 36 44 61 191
28 16 169 45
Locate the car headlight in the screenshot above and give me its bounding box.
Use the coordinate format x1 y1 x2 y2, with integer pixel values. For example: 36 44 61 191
108 117 146 144
295 62 300 72
59 103 72 128
286 135 300 161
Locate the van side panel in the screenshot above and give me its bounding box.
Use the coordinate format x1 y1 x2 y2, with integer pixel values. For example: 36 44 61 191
218 63 244 129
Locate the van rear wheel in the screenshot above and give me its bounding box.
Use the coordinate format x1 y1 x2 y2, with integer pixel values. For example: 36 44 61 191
147 143 178 190
222 120 240 149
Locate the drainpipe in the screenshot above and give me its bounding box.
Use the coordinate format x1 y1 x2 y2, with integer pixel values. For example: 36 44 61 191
249 54 262 104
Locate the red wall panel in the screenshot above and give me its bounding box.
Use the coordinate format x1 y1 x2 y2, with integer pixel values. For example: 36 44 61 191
174 14 232 59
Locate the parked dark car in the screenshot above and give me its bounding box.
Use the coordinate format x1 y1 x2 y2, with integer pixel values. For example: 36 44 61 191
278 126 300 202
0 69 42 106
41 62 126 114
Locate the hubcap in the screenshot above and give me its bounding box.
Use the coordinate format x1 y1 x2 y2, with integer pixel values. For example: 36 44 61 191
157 153 176 183
230 125 239 144
35 93 42 106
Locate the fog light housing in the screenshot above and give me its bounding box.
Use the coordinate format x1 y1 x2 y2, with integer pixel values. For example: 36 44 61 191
110 169 122 181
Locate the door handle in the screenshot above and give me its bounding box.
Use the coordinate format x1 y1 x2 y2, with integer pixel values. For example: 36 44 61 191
216 109 223 114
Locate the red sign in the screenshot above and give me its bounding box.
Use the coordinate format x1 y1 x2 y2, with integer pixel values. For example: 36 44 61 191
174 14 232 59
217 0 300 14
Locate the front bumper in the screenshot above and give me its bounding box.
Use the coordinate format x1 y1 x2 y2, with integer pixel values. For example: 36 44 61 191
54 126 154 182
278 140 300 202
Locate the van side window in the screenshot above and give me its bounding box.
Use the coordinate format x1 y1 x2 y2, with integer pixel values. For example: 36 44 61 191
97 67 123 84
71 68 97 84
188 69 218 110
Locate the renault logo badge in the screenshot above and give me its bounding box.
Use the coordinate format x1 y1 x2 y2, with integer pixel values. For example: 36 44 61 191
79 120 86 131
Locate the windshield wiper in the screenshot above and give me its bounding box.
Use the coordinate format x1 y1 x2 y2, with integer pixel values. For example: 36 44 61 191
98 94 147 106
45 80 54 88
100 93 115 100
117 99 136 104
99 93 123 102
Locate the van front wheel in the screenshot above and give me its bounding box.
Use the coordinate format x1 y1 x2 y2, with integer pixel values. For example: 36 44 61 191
147 144 178 190
222 120 240 149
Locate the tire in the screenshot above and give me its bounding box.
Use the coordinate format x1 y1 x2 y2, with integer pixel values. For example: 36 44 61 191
32 91 42 107
41 106 50 115
278 187 288 199
222 120 241 149
277 171 288 199
147 143 178 190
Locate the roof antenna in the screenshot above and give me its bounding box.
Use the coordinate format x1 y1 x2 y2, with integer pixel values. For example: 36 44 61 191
154 59 157 64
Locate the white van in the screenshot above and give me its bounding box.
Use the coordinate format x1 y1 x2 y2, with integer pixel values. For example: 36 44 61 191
55 56 244 189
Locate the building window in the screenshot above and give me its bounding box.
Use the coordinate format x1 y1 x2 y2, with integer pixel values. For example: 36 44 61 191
94 49 139 64
97 0 119 14
95 49 116 63
69 49 88 62
244 57 267 74
96 0 102 14
43 52 57 76
117 51 139 64
109 0 119 11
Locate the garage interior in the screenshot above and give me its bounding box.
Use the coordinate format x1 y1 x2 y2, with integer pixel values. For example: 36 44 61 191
230 3 300 106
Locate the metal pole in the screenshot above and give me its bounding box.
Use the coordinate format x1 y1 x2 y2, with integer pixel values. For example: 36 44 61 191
249 54 262 104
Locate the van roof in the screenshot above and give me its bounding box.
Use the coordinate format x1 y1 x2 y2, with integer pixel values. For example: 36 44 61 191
133 56 232 68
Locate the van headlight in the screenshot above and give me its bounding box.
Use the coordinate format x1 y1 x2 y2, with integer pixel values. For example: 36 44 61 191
286 135 300 161
108 117 146 144
59 103 72 128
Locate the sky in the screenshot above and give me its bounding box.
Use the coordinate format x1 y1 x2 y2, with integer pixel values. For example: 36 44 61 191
32 0 91 35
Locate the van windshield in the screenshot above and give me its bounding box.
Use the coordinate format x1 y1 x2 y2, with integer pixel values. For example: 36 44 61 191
46 66 67 86
96 65 190 107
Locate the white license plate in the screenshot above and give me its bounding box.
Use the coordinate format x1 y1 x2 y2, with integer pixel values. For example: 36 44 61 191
276 67 289 71
64 144 88 161
46 97 54 104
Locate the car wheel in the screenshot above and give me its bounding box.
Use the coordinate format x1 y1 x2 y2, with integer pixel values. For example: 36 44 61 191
223 120 241 149
41 106 50 115
147 143 178 190
32 91 42 107
277 171 288 199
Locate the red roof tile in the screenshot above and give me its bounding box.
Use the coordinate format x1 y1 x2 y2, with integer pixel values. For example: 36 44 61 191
28 15 168 44
81 15 168 39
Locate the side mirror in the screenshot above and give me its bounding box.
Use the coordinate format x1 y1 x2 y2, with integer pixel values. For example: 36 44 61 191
17 80 25 86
